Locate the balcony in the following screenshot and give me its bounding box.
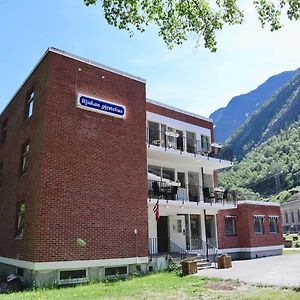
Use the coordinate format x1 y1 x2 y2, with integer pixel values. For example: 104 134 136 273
147 180 237 206
146 127 233 168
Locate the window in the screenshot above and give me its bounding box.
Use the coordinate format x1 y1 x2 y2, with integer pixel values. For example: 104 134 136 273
1 119 7 144
285 212 289 224
177 172 186 188
20 141 30 175
16 202 25 238
176 130 184 151
0 161 3 187
291 211 295 223
253 216 264 235
298 210 300 223
25 90 34 119
105 266 127 277
59 270 87 284
269 217 279 233
162 167 175 181
147 121 160 146
225 216 236 235
177 219 182 233
186 131 196 153
201 135 210 153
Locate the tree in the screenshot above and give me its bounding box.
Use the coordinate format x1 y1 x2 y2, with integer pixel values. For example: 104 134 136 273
84 0 300 52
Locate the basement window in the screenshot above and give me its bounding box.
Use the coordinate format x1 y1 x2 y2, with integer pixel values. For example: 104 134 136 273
105 266 127 277
59 269 87 284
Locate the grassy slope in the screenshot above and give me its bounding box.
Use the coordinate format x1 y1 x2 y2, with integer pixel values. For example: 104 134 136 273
1 273 300 300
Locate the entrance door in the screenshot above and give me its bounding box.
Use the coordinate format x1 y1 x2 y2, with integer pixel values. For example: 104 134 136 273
190 214 201 250
169 215 186 251
157 216 169 253
205 215 217 247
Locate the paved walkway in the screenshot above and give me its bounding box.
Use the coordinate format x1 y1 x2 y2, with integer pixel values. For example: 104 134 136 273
197 254 300 287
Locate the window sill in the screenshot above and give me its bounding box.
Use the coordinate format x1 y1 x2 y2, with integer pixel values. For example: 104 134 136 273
225 234 237 236
255 233 264 236
15 236 23 240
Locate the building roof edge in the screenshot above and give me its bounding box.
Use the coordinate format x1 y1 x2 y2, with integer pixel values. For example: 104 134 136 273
48 47 146 83
146 98 212 123
238 200 280 207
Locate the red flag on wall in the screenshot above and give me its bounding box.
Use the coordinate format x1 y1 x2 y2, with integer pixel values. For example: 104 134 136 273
153 200 160 222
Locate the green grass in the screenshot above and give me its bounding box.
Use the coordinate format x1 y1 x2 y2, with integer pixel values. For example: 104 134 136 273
283 234 300 248
0 273 299 300
283 249 300 255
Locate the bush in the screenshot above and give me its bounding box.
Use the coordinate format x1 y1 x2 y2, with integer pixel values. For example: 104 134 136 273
166 259 182 276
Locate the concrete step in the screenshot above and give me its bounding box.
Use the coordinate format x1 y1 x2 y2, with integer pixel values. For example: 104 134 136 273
197 264 215 270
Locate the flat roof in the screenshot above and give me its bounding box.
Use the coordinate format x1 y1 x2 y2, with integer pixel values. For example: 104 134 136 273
238 200 280 207
147 98 212 123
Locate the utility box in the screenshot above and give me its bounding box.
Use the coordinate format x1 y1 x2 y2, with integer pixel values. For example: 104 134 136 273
181 260 197 275
217 255 232 269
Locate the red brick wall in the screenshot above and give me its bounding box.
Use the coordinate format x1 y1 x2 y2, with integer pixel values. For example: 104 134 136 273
146 102 214 142
0 55 49 261
217 204 283 249
33 51 148 262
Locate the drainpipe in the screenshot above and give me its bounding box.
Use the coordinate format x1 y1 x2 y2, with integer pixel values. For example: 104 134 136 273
204 209 208 260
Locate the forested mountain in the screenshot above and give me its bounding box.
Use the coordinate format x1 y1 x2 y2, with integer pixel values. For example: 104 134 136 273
219 117 300 201
223 71 300 160
210 68 300 143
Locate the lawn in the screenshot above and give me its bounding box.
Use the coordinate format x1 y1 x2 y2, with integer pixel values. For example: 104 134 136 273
283 249 300 255
0 272 300 300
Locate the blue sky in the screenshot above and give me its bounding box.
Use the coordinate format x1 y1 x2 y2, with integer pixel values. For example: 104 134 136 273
0 1 300 117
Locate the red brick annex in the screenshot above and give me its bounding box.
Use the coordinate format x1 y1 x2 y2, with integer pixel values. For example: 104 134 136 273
0 48 283 286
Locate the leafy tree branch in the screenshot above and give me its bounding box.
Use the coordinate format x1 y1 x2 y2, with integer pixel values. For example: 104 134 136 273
84 0 300 52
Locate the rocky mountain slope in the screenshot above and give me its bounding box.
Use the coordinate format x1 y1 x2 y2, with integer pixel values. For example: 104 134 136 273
210 68 300 143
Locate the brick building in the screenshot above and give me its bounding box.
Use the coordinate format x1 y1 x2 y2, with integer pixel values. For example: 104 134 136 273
0 48 283 286
217 201 283 259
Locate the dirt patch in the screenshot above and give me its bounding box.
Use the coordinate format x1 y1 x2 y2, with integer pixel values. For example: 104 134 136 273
204 281 241 291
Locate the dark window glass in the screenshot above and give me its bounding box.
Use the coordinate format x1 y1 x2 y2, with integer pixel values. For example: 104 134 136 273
25 90 34 119
162 167 175 181
105 267 127 276
148 165 161 178
1 119 8 144
291 211 295 223
269 218 278 233
16 203 25 238
225 217 236 235
201 135 210 153
186 131 196 153
20 142 30 176
285 212 289 224
147 121 160 146
177 172 186 188
59 270 86 280
253 217 264 235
